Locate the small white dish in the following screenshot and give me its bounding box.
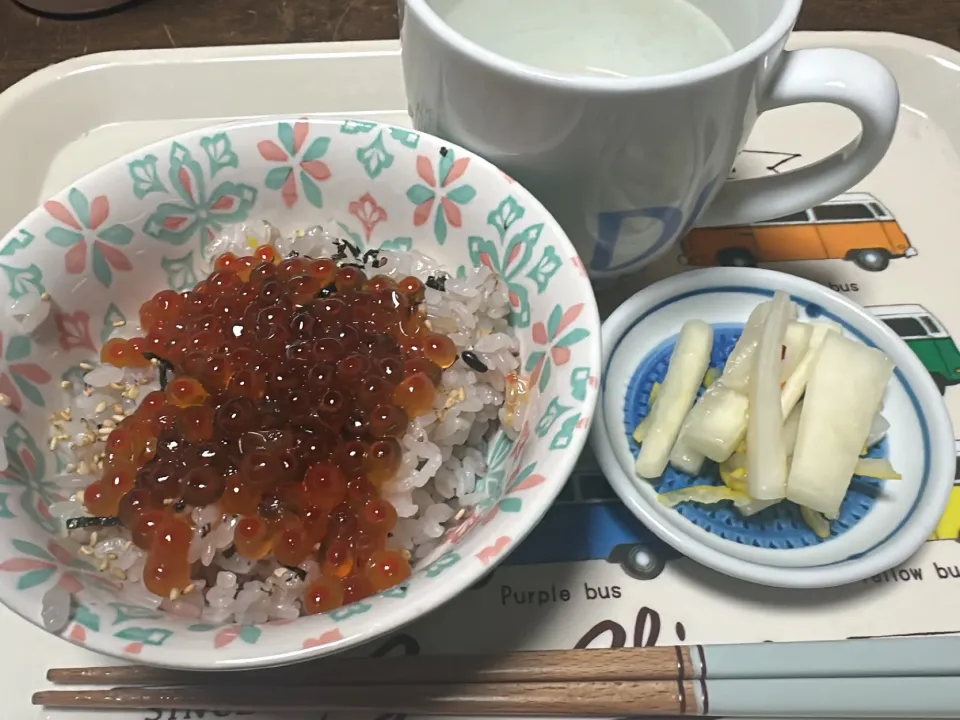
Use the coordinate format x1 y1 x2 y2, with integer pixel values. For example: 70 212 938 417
590 268 955 588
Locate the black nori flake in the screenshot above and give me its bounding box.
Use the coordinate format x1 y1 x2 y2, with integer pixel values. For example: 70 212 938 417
222 546 236 559
439 146 449 157
317 283 338 298
362 248 387 268
66 516 122 530
340 262 366 270
425 275 447 292
200 523 212 538
461 350 489 373
173 499 187 514
333 237 362 260
286 250 301 258
142 353 175 390
284 565 308 582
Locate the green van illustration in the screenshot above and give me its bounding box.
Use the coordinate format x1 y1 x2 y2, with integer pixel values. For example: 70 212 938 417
869 304 960 394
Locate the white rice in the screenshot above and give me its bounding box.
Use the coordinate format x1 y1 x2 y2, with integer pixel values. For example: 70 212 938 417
37 220 528 625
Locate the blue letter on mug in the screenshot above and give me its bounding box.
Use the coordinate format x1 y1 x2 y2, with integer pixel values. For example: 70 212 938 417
590 177 720 274
591 206 684 274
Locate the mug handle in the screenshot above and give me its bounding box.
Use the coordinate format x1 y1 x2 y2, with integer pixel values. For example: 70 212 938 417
695 48 899 228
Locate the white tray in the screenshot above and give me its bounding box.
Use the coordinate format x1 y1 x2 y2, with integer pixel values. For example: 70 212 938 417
4 33 960 720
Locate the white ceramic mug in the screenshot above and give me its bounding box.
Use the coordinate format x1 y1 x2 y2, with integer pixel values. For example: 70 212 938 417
399 0 900 278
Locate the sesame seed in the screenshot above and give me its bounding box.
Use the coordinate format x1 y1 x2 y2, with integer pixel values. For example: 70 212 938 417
138 377 151 385
109 567 127 581
109 382 124 390
97 558 109 572
0 394 12 408
59 409 72 421
101 419 116 429
89 531 98 546
94 401 107 414
79 545 94 555
79 362 94 371
454 508 466 522
49 437 59 451
40 292 51 301
60 380 73 390
112 404 124 414
112 320 126 328
150 358 159 366
444 387 466 409
183 583 195 595
112 414 126 423
169 588 180 601
65 463 77 473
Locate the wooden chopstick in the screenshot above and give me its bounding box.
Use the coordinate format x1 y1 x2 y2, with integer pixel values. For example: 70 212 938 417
33 680 700 716
45 635 960 693
37 639 960 717
46 647 699 686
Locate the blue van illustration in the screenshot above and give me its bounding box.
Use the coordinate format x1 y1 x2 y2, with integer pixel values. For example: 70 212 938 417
494 449 682 581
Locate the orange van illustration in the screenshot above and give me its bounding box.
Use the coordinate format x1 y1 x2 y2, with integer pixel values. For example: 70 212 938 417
681 193 916 272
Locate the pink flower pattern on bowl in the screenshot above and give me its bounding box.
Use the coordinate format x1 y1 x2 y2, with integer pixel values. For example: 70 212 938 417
406 149 476 245
257 120 333 210
348 193 388 240
43 190 134 288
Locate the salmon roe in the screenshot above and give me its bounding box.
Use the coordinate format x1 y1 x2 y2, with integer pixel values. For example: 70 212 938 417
84 245 449 610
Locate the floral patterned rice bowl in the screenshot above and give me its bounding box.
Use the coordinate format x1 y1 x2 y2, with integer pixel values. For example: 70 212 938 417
0 118 600 668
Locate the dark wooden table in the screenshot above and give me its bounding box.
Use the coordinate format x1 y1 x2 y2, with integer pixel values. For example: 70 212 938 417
2 0 960 92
